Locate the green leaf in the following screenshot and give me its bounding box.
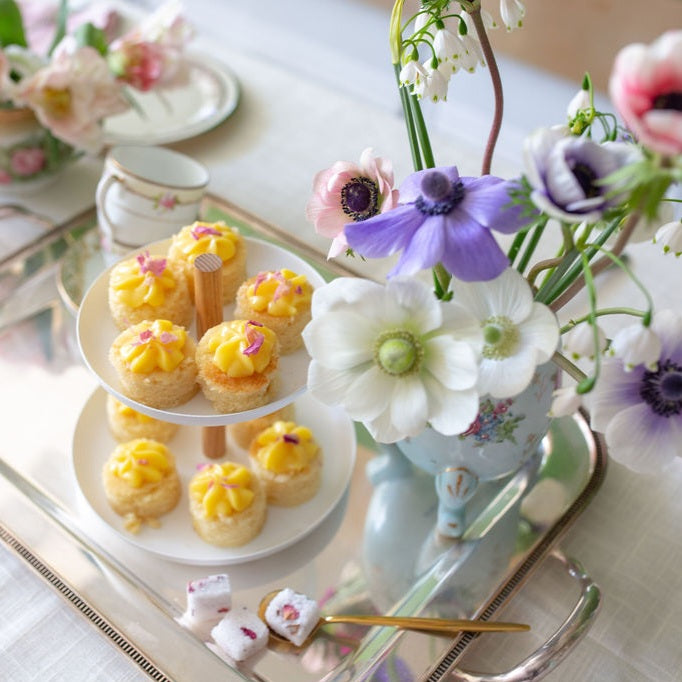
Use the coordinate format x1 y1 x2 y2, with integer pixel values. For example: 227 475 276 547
47 0 69 56
0 0 28 48
73 22 108 55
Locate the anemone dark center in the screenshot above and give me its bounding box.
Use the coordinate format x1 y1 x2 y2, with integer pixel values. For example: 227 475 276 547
652 91 682 111
569 161 600 199
639 359 682 417
415 172 465 216
340 177 379 221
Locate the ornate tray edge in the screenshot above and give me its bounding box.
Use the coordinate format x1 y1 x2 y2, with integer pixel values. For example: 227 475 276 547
0 523 173 682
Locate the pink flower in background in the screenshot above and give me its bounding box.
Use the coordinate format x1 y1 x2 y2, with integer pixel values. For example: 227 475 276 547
9 147 45 176
108 41 165 91
305 147 398 258
111 0 194 87
14 46 129 152
0 169 11 184
609 30 682 156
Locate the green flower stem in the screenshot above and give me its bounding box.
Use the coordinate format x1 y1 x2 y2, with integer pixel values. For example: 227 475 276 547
507 229 529 265
551 350 588 383
534 245 580 304
582 245 655 321
536 213 622 305
526 221 571 285
409 93 436 169
576 252 601 393
549 210 640 312
516 218 548 276
560 307 647 335
433 262 452 299
394 63 423 171
467 5 503 175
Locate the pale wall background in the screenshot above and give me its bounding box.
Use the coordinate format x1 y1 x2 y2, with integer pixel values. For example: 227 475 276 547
365 0 681 92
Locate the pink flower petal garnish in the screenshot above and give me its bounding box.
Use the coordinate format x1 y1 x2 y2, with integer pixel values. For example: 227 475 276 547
158 331 177 344
283 433 300 444
252 271 268 293
137 251 167 276
191 224 222 240
243 324 265 356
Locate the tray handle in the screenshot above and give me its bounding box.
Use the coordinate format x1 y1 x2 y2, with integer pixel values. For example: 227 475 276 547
449 549 601 682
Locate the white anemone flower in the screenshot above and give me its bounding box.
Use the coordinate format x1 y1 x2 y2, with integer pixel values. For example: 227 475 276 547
302 277 483 444
451 268 560 398
610 322 661 371
500 0 526 31
655 220 682 256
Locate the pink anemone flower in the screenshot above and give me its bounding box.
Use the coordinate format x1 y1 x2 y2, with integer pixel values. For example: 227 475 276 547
609 30 682 156
305 147 398 258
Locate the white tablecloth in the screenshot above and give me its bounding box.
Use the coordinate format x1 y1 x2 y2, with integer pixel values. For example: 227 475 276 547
1 1 681 680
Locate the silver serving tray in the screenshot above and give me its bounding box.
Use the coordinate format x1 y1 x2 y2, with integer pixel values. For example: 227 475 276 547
0 198 606 681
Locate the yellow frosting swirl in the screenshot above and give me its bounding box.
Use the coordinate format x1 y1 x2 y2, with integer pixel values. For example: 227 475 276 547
252 421 319 474
190 462 255 517
246 269 312 317
113 398 153 423
119 319 188 374
110 251 176 308
208 320 276 377
107 439 174 488
173 221 241 263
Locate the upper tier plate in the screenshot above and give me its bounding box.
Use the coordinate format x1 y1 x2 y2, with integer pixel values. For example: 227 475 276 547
76 236 326 426
102 53 240 146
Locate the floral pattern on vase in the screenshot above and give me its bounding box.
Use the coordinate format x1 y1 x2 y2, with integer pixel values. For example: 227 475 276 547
0 108 78 193
395 359 560 538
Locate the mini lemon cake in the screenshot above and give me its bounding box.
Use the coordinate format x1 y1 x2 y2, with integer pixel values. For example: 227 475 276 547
233 269 313 353
249 420 321 506
108 251 192 330
167 221 246 304
102 438 181 533
109 319 198 409
106 394 179 443
196 320 279 413
229 403 295 450
189 462 266 547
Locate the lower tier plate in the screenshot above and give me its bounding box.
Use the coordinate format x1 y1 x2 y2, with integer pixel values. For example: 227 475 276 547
71 387 356 565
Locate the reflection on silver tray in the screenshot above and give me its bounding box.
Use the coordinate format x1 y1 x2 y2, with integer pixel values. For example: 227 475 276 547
102 53 240 146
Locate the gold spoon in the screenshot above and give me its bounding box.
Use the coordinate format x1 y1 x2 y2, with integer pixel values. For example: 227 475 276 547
258 590 530 648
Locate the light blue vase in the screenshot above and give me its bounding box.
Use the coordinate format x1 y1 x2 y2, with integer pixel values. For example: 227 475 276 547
392 360 559 538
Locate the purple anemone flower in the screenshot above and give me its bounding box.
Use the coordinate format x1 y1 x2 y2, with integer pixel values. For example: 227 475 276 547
590 309 682 473
344 166 531 282
523 127 639 223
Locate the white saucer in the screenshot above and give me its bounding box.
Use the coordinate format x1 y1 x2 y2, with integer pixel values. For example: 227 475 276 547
103 53 240 146
71 388 356 565
76 236 326 426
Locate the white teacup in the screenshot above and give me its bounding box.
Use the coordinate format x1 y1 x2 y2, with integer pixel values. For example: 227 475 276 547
96 145 209 257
